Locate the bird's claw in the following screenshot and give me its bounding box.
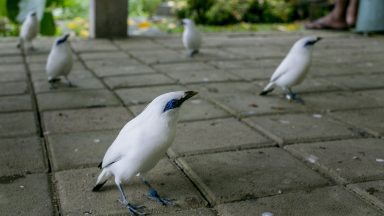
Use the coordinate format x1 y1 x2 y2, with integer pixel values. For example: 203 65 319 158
119 199 146 215
148 188 175 206
285 93 304 104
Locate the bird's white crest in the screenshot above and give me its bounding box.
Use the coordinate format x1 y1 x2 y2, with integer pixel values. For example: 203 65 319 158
46 34 73 83
182 18 202 56
261 36 321 97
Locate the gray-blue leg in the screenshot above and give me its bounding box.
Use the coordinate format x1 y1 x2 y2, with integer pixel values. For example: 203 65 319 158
117 184 145 215
284 88 304 103
141 177 174 206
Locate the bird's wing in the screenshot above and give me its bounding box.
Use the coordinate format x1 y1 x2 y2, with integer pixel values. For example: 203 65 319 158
270 56 290 82
100 119 142 169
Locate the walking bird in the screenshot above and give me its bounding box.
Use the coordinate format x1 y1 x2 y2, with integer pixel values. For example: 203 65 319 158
260 36 322 102
182 19 202 57
92 91 198 215
46 34 73 88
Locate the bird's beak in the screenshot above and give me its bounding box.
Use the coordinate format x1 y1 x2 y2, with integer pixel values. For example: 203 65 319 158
314 37 322 43
31 12 37 16
180 91 198 103
63 34 70 41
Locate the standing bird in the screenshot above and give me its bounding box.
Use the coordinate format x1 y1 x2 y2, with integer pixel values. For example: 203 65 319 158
17 11 39 50
46 34 73 88
259 36 322 102
182 19 202 57
92 91 198 215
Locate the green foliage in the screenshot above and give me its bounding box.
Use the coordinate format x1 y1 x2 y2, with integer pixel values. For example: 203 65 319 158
129 0 163 17
176 0 296 25
40 11 56 35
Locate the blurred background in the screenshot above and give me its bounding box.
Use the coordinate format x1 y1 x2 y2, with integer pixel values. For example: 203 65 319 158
0 0 334 37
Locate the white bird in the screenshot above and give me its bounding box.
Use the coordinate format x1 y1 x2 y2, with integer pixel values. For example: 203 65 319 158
92 91 198 215
46 34 73 88
260 36 322 102
182 19 202 57
17 11 39 50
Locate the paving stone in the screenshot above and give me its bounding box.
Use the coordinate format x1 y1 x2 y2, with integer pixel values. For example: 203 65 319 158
114 39 165 50
152 208 216 216
93 64 156 77
0 56 23 64
285 138 384 184
184 48 242 61
0 64 25 73
177 148 329 204
348 180 384 210
0 70 26 82
71 39 118 52
0 112 37 137
104 74 175 89
0 95 32 112
153 62 215 73
187 82 309 117
169 118 272 157
166 69 240 84
42 107 131 134
227 68 274 81
304 91 382 112
79 51 129 60
223 46 286 59
358 89 384 106
36 89 120 111
85 58 140 69
129 49 186 64
47 130 119 171
33 77 104 93
0 81 28 96
0 136 46 176
209 59 280 70
0 173 54 216
216 186 382 216
330 108 384 137
311 60 383 76
129 97 230 122
325 74 384 90
116 84 184 105
55 160 207 215
245 113 357 144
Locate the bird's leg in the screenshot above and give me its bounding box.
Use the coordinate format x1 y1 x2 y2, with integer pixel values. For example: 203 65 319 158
140 176 175 206
64 76 75 87
188 50 199 57
16 39 22 49
285 88 304 104
117 184 145 215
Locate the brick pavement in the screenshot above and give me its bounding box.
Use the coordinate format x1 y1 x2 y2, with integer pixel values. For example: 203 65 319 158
0 31 384 215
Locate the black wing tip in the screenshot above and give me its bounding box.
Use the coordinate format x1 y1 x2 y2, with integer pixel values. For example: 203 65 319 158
97 161 102 169
259 89 274 96
92 180 107 192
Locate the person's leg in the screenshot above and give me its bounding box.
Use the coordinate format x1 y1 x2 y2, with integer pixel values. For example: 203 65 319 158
346 0 359 27
305 0 349 30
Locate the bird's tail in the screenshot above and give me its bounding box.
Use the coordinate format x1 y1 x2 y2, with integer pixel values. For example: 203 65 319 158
189 49 199 57
260 82 275 96
92 169 111 192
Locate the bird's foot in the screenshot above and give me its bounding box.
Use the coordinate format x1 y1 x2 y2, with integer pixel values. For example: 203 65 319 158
67 82 76 88
148 188 175 206
16 43 21 49
119 199 146 215
285 93 304 104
